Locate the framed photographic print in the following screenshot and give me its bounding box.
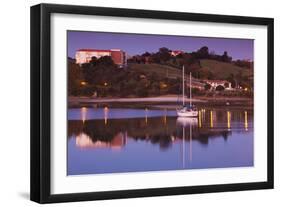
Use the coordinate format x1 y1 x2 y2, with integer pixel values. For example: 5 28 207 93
30 3 274 203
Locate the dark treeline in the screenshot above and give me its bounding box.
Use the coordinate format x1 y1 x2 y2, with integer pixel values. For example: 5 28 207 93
128 46 253 69
68 56 181 97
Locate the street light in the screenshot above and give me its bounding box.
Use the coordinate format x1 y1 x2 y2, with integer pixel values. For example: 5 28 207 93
80 81 87 86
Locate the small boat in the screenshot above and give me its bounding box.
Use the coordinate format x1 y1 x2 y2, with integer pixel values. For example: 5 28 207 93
177 66 198 117
177 105 198 117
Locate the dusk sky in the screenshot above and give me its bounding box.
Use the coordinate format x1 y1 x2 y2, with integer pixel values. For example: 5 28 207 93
68 31 254 60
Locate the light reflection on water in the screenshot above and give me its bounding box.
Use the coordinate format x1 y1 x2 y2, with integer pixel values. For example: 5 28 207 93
67 107 253 175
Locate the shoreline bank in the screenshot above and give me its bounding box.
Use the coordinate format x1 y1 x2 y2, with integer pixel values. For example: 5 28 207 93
69 95 253 107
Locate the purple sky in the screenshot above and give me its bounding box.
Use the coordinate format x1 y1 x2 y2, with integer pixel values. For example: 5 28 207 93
67 31 254 60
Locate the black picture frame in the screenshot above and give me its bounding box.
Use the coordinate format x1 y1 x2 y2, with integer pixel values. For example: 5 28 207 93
30 3 274 204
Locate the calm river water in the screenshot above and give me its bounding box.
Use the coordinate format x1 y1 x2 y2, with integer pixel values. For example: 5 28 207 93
67 106 253 175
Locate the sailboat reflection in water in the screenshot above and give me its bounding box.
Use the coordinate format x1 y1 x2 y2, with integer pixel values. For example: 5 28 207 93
175 115 198 168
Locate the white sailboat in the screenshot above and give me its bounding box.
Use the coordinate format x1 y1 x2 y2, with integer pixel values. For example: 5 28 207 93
177 66 199 117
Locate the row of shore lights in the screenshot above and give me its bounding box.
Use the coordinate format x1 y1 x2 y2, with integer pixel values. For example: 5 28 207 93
81 107 248 131
80 81 108 86
200 109 248 131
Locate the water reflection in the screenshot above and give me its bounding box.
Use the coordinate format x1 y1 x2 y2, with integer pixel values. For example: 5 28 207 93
68 116 237 149
75 132 127 150
176 117 197 168
210 110 213 128
81 107 87 124
227 111 231 130
68 107 253 175
245 111 248 131
104 106 109 125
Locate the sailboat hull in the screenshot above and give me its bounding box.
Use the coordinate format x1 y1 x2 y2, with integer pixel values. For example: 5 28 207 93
177 110 198 117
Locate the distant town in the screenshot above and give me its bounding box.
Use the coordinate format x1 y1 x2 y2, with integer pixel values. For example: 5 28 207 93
68 46 253 103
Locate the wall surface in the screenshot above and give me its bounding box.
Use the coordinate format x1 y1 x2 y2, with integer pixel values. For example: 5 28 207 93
0 0 280 206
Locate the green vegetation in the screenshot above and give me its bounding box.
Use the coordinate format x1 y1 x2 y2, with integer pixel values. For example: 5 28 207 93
68 46 254 98
200 59 253 79
127 63 183 79
68 57 181 97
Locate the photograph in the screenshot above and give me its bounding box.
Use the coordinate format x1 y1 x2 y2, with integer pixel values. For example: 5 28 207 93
29 3 274 203
67 31 254 176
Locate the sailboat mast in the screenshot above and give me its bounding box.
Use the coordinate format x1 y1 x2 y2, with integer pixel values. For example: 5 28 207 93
190 72 192 107
182 65 185 106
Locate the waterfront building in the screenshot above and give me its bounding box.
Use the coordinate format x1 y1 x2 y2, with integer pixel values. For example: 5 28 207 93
75 48 127 67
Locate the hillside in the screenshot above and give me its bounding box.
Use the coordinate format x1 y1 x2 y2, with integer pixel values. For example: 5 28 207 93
69 58 253 97
129 61 253 81
128 63 182 79
200 59 253 79
128 63 207 89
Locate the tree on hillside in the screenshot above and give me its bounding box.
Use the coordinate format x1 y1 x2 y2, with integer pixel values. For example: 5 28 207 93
196 46 209 59
158 47 171 62
91 56 115 66
235 71 243 87
90 56 98 63
207 71 215 80
141 52 151 57
226 73 236 88
197 68 211 79
149 48 171 64
82 56 117 85
141 52 152 64
150 53 160 63
182 53 196 65
221 51 232 62
68 61 84 96
187 63 201 76
233 59 253 69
